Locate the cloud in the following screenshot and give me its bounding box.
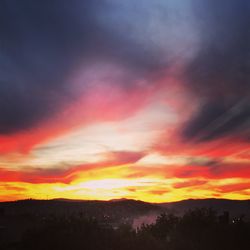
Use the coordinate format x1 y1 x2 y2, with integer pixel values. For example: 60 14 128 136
172 179 207 189
0 150 145 184
148 189 169 195
0 0 197 136
0 0 85 133
104 151 146 165
182 0 250 142
1 0 249 144
174 162 250 180
1 0 250 201
0 183 27 192
212 182 250 194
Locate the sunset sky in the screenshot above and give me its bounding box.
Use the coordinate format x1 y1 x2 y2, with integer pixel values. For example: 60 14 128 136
0 0 250 202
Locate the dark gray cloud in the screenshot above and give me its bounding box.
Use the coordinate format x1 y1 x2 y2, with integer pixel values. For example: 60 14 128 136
2 0 248 142
183 100 250 141
0 0 95 133
0 0 176 134
183 0 250 141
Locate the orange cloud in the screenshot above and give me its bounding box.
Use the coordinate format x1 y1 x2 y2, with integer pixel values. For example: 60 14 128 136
172 180 207 189
0 151 145 184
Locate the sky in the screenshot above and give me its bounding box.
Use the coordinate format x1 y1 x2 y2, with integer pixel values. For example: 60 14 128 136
0 0 250 202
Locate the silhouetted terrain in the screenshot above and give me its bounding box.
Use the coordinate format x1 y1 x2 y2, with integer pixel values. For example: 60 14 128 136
0 198 250 250
159 198 250 217
0 199 160 221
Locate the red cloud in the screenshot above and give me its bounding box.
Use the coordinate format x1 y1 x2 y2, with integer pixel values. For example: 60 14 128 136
213 182 250 193
126 160 250 181
148 189 169 195
0 81 157 155
172 180 207 189
155 132 250 159
0 150 145 184
173 163 250 179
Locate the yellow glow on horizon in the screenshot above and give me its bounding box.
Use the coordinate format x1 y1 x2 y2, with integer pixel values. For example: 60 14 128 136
1 175 250 202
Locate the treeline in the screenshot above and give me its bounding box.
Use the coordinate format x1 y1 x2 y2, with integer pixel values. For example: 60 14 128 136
3 208 250 250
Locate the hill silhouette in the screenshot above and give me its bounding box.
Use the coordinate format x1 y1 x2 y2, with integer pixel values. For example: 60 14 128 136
0 198 250 250
159 198 250 217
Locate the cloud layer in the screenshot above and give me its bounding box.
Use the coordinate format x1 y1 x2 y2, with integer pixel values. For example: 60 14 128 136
0 0 249 202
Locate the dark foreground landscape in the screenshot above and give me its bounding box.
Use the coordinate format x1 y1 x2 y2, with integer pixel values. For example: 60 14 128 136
0 198 250 250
